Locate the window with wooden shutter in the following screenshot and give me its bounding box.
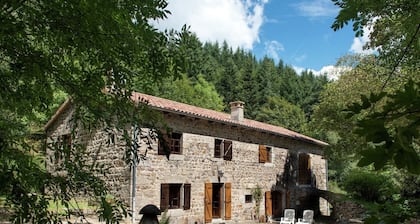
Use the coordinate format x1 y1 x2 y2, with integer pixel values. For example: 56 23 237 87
158 132 182 155
265 191 272 216
298 153 311 185
214 139 222 158
161 184 184 210
224 183 231 220
205 183 212 223
259 145 267 163
223 140 232 161
58 134 72 149
183 184 191 210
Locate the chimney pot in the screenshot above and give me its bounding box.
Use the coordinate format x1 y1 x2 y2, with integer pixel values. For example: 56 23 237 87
230 101 245 121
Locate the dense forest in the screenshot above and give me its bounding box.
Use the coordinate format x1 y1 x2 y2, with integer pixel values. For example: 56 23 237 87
140 32 329 134
1 0 418 223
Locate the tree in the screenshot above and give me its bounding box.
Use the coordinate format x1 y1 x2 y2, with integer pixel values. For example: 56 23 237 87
255 96 306 133
309 55 390 180
332 0 420 174
0 0 185 222
148 74 224 111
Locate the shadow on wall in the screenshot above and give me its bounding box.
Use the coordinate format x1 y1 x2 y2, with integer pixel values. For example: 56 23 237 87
270 152 322 218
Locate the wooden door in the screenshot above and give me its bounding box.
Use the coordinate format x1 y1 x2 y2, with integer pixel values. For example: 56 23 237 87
212 183 222 218
272 191 283 218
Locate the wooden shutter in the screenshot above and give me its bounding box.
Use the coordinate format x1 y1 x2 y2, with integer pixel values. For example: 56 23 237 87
259 145 267 163
265 191 272 216
183 184 191 210
286 191 291 208
160 184 169 211
204 183 212 223
223 140 232 161
225 183 231 220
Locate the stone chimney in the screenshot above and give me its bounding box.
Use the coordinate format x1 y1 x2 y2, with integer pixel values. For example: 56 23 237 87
230 101 245 122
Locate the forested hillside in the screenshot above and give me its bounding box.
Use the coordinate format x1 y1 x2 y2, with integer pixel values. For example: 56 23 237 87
140 32 329 133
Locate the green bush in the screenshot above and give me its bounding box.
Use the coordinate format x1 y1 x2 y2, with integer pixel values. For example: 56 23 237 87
342 169 398 202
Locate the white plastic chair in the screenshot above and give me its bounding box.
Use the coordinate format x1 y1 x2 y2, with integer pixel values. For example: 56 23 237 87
279 208 295 224
296 210 314 224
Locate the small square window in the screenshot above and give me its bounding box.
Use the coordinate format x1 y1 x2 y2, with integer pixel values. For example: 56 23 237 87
245 195 252 203
107 132 116 145
160 183 191 211
158 131 182 155
259 145 272 163
214 139 233 161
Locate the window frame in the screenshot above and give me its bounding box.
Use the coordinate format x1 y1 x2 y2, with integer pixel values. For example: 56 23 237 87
160 183 191 211
214 139 232 161
158 131 183 155
298 153 312 185
58 134 72 150
259 145 272 163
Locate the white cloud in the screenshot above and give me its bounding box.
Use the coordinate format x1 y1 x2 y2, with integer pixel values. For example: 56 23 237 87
294 0 339 17
349 25 377 54
292 65 306 75
152 0 269 49
313 65 351 80
293 65 351 80
264 40 285 62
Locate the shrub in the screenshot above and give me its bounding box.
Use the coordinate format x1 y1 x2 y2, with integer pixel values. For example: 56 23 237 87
342 169 398 202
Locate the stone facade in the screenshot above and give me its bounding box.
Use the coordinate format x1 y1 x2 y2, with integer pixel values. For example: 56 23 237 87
45 95 328 224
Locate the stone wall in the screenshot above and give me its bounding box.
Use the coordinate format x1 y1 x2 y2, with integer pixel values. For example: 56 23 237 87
132 113 327 223
45 105 131 204
46 107 327 224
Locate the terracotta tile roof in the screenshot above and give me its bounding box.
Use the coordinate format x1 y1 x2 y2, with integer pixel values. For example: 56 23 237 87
131 92 328 147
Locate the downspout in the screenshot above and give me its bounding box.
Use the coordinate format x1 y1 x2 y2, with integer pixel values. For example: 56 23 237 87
131 126 138 224
325 159 329 216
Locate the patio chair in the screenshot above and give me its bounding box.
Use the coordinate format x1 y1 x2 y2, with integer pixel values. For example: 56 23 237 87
296 209 314 224
279 208 295 224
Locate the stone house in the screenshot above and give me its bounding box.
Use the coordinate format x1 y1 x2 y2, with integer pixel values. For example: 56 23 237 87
45 92 329 223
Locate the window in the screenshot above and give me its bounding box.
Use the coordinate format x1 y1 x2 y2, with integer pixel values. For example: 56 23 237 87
259 145 272 163
58 134 72 149
158 132 182 155
298 153 311 185
160 183 191 211
245 195 252 203
107 132 116 145
214 139 232 161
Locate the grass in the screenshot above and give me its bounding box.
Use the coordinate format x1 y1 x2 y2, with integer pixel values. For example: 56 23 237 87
48 198 97 215
328 181 347 195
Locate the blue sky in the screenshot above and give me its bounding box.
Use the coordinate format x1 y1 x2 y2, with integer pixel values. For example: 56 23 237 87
153 0 370 75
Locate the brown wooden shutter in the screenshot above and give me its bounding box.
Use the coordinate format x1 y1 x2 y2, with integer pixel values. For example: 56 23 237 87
160 184 169 211
225 183 231 220
224 140 232 161
183 184 191 210
259 145 267 163
158 130 171 155
204 183 212 223
286 190 291 208
265 191 272 216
